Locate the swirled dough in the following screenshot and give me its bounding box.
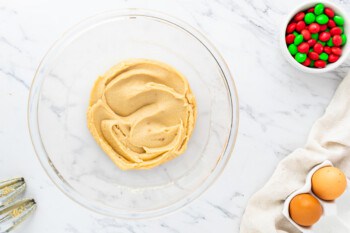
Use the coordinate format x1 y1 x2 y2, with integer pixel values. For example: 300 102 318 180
87 59 197 170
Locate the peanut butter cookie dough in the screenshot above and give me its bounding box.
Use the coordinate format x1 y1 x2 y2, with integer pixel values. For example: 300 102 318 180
87 59 197 170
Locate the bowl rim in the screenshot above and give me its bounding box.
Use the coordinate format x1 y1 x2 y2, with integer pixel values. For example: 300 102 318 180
280 0 350 74
27 8 240 219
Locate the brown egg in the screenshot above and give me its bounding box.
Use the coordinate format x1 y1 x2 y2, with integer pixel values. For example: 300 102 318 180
289 193 323 227
312 166 347 201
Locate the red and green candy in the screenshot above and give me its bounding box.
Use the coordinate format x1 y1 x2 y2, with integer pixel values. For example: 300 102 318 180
285 3 347 68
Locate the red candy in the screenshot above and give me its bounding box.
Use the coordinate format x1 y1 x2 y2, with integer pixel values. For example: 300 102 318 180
287 23 297 34
314 60 326 68
296 21 306 32
307 39 317 47
327 19 336 28
330 27 342 36
324 8 335 18
301 29 311 40
328 54 340 63
333 35 342 46
324 46 332 54
313 43 324 54
302 58 311 66
309 23 320 33
308 51 319 60
319 32 331 42
307 8 315 13
319 24 328 32
286 34 295 44
298 42 310 53
294 12 305 22
331 47 342 56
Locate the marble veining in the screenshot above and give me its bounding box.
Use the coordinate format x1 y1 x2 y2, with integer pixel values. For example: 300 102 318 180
1 0 350 232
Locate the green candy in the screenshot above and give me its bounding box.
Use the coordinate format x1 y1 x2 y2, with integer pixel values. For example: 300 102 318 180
305 13 316 24
334 15 345 26
327 39 334 46
319 52 329 61
339 26 344 33
318 41 326 46
295 53 307 63
294 34 304 45
311 33 319 40
310 60 315 67
341 34 347 45
314 3 325 15
316 14 329 25
293 31 299 37
288 44 298 55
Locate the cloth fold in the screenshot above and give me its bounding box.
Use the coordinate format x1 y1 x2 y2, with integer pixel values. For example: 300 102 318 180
240 73 350 233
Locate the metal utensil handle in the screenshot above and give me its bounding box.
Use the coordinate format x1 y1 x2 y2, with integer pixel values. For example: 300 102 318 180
0 198 36 233
0 178 26 206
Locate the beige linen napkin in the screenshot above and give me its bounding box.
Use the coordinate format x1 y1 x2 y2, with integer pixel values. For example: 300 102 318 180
240 73 350 233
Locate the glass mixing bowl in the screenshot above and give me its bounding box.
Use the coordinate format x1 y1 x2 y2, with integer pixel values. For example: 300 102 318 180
28 9 239 219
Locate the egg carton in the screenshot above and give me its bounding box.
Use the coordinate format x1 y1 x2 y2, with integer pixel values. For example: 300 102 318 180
282 160 350 233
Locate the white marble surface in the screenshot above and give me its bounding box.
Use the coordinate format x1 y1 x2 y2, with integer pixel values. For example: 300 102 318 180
1 0 350 232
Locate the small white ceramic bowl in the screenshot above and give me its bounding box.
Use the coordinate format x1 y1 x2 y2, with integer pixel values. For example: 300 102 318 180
280 0 350 73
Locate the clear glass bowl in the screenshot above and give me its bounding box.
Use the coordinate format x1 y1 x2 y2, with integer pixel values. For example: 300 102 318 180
28 9 239 219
